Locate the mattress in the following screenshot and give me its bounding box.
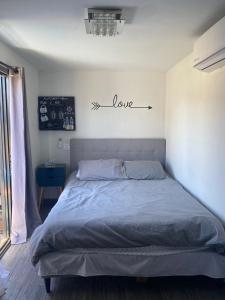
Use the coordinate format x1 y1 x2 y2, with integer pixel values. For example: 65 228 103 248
30 173 225 266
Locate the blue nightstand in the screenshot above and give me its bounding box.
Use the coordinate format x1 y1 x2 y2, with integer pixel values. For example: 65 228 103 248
36 164 66 209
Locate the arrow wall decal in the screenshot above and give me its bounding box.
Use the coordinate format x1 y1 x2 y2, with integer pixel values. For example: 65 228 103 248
130 106 152 110
91 95 152 111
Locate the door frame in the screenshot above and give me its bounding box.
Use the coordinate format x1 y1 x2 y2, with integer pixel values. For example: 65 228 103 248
0 70 12 255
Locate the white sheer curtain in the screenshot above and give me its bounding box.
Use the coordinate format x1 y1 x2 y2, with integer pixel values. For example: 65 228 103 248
9 67 41 244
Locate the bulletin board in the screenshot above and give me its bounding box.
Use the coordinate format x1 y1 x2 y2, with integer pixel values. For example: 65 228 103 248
38 96 75 131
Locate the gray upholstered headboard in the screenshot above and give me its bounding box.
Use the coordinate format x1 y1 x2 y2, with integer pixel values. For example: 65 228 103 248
70 138 166 171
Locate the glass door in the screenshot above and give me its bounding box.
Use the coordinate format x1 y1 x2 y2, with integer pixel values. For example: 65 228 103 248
0 73 11 253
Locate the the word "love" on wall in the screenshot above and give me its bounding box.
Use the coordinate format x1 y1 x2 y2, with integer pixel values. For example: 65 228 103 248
91 94 152 111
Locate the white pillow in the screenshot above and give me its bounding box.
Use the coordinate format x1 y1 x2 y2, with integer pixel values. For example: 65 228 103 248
124 160 165 180
77 159 125 180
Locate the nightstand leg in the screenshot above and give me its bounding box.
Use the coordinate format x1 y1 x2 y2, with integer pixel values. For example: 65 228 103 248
39 187 44 209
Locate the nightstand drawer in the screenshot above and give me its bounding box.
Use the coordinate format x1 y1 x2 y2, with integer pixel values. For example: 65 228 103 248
37 175 65 187
36 164 66 187
37 167 65 178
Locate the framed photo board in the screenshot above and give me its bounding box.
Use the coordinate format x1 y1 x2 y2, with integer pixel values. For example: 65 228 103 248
38 96 75 131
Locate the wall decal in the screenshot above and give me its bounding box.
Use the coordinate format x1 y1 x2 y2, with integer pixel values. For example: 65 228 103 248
91 94 152 111
38 96 75 131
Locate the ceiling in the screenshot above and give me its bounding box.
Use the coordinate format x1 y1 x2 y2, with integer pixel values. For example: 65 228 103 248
0 0 225 71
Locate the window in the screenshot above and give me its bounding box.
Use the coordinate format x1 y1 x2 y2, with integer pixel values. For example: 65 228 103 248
0 69 12 254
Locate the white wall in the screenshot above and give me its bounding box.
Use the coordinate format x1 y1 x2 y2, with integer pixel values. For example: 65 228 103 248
39 70 166 166
166 53 225 221
0 41 42 169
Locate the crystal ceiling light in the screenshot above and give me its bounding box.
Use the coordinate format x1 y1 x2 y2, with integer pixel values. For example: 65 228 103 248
84 8 125 37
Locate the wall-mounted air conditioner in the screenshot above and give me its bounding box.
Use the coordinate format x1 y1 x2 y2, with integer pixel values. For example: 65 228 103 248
193 16 225 71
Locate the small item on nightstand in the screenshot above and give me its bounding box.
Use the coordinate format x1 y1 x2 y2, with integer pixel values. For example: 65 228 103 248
36 163 66 209
44 160 55 167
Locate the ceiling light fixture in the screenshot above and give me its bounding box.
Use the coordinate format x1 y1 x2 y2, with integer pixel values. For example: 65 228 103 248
84 8 125 37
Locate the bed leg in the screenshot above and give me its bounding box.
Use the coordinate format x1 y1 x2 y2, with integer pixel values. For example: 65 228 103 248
136 277 148 283
44 277 51 293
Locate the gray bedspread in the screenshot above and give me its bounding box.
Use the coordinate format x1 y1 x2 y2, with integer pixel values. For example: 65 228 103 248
31 175 225 265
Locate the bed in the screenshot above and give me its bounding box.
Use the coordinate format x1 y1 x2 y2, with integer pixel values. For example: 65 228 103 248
30 138 225 293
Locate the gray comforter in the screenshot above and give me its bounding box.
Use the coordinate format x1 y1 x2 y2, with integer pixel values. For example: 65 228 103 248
31 175 225 265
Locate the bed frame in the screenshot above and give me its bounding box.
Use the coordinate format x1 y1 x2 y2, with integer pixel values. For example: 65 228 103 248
39 138 225 293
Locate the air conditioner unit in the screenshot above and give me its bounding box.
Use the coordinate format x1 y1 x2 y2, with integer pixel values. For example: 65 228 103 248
193 16 225 71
